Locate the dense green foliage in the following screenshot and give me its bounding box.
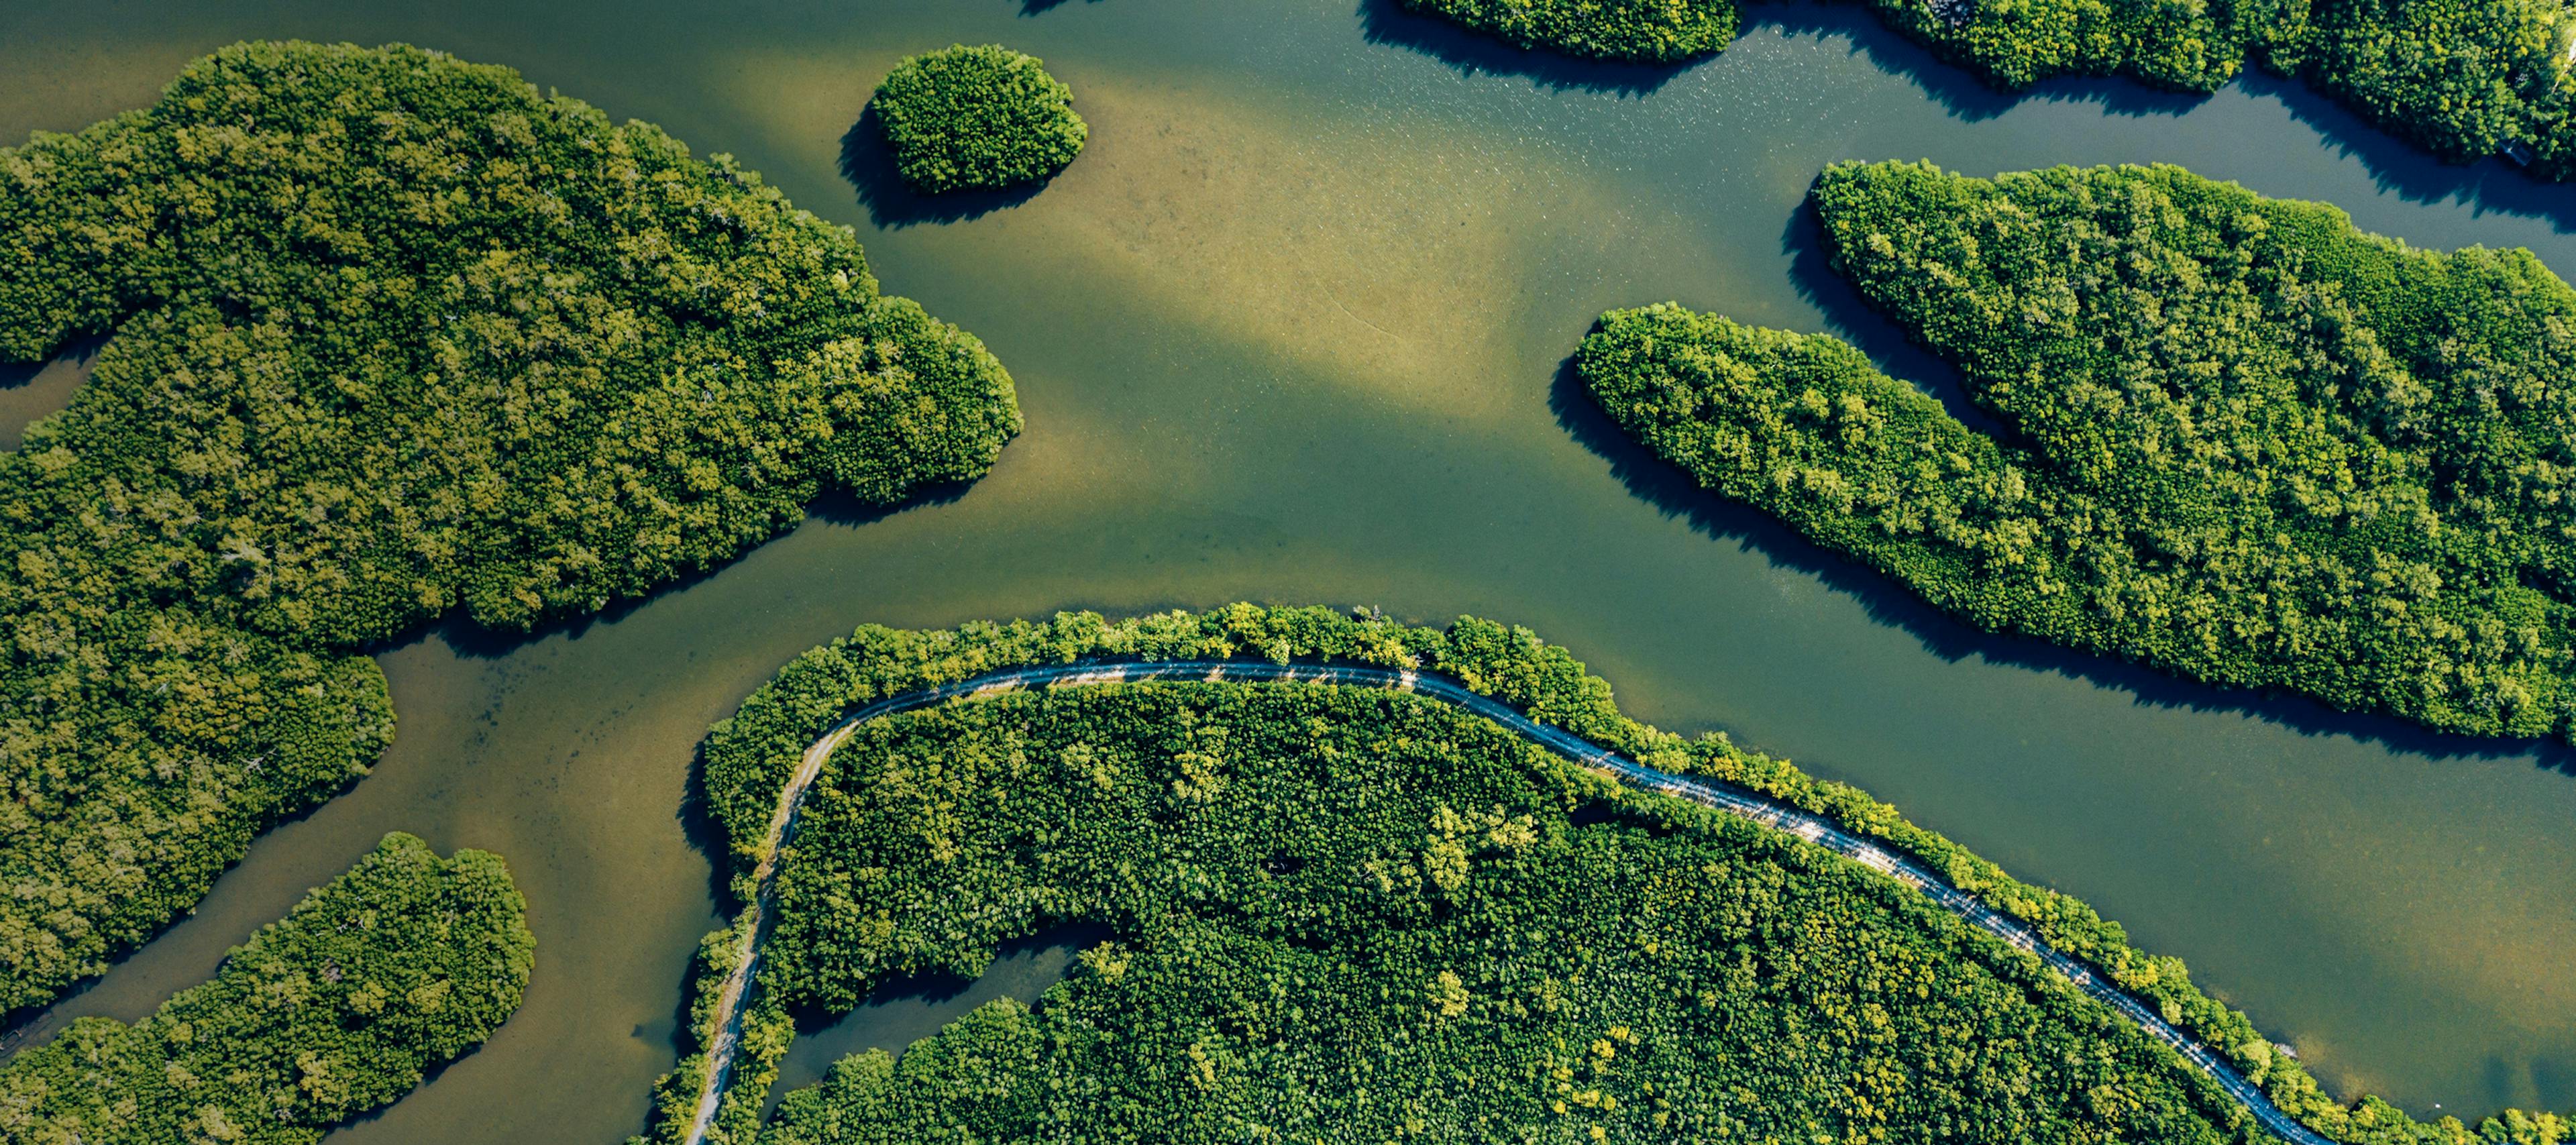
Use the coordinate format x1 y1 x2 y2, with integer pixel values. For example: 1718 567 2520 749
872 44 1087 195
0 42 1020 1014
641 606 2551 1145
1407 0 2576 179
1876 0 2308 91
1397 0 1739 62
1585 161 2576 743
0 833 534 1144
756 682 2254 1142
2298 0 2576 175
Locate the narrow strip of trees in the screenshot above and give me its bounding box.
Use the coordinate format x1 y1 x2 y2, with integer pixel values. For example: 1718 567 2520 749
0 833 534 1144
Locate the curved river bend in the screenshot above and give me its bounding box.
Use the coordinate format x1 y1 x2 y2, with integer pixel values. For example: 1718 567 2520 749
5 1 2575 1138
686 661 2331 1145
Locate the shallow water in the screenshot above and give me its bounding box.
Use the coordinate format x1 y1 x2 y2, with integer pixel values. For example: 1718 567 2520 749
4 0 2575 1136
0 340 96 451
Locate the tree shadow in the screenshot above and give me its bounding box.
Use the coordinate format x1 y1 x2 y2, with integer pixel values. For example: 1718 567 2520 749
1352 0 1699 97
0 1000 61 1062
410 478 977 664
0 333 106 387
1743 3 2192 122
311 1048 478 1134
840 103 1052 229
1548 354 2576 773
2238 69 2576 235
1018 0 1101 12
679 740 738 914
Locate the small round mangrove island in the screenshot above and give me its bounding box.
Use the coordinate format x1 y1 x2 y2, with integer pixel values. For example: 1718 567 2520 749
873 44 1088 195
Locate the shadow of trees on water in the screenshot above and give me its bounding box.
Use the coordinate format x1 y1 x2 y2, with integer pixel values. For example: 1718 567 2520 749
1744 3 2203 121
1549 347 2576 773
413 478 975 667
838 103 1055 229
0 339 101 390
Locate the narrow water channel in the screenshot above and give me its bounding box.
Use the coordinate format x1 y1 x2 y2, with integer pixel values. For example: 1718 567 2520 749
4 1 2573 1139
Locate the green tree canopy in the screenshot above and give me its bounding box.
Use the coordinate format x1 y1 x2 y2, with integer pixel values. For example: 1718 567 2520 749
0 41 1020 1015
1403 0 2576 179
0 832 534 1144
873 44 1088 195
639 606 2548 1145
1582 160 2576 743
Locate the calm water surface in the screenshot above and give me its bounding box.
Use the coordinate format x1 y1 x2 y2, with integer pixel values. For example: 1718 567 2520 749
5 0 2575 1137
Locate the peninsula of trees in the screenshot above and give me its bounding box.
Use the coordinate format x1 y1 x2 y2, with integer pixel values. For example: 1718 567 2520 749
1405 0 2576 180
641 606 2554 1145
1584 161 2576 743
0 833 535 1143
873 44 1088 195
0 41 1022 1016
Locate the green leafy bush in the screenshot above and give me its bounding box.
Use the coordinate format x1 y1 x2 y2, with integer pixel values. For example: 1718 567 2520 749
0 833 533 1143
2301 0 2576 173
641 606 2554 1144
872 44 1087 194
1582 160 2576 743
0 41 1020 1015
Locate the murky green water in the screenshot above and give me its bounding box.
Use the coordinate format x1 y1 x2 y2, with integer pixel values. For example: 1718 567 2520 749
6 0 2576 1137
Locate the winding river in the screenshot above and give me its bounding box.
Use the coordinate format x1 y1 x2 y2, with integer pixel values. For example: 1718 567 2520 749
6 0 2576 1138
686 661 2334 1145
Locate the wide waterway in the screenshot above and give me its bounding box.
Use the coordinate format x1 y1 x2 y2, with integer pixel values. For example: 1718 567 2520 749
4 0 2574 1138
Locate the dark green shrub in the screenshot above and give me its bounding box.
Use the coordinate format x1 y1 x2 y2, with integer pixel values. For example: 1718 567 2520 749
0 833 534 1142
873 44 1088 194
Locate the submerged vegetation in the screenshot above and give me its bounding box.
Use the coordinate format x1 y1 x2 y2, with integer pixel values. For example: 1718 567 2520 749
641 606 2551 1145
1582 160 2576 742
873 44 1088 195
0 833 534 1144
1408 0 2576 179
0 41 1020 1015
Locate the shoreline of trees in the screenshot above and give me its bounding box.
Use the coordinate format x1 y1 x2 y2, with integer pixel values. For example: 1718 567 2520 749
641 605 2560 1144
1403 0 2576 180
873 44 1088 195
0 833 535 1143
1582 160 2575 745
